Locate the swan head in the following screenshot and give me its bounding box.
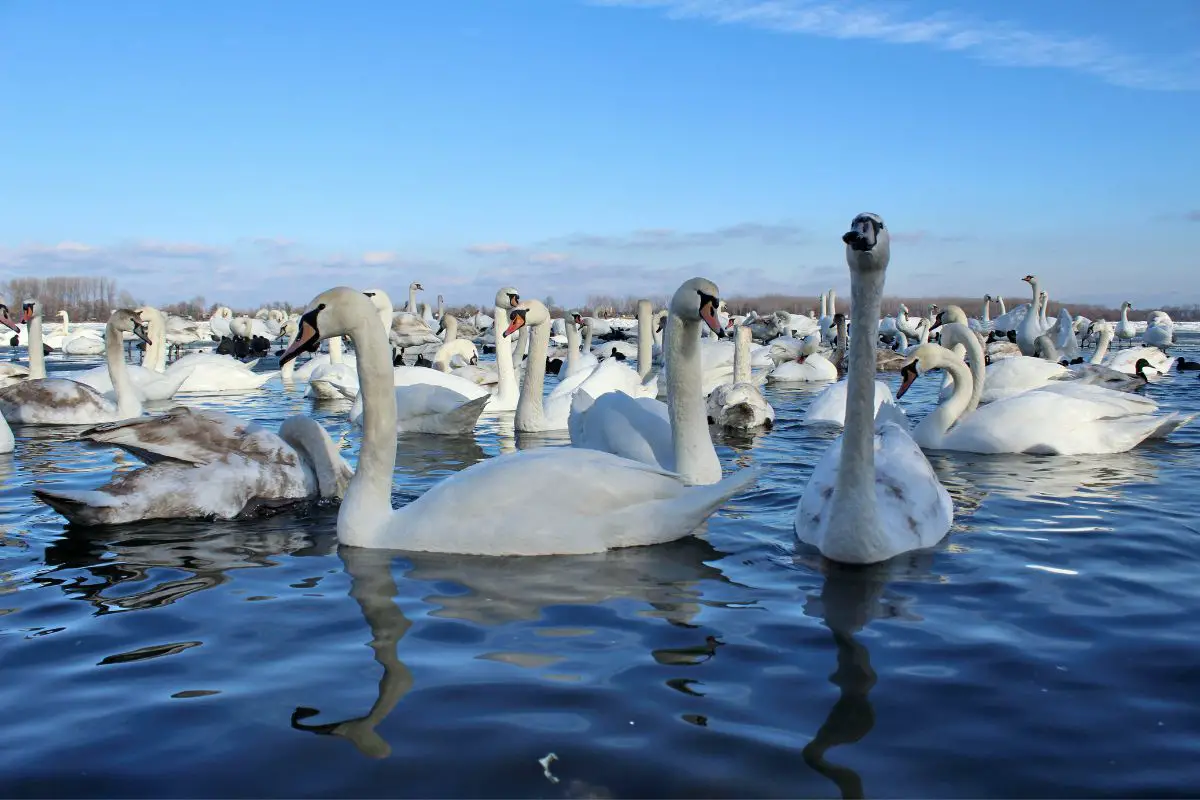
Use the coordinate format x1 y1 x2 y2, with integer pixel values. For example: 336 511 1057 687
1122 301 1132 310
281 287 378 365
504 299 550 337
0 301 17 332
896 343 945 399
495 287 520 309
1021 274 1037 284
111 309 152 345
20 299 41 323
842 213 889 270
931 305 969 330
362 288 394 316
670 277 725 337
409 281 424 292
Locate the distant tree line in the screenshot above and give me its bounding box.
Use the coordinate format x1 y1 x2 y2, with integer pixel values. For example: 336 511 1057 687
0 276 125 322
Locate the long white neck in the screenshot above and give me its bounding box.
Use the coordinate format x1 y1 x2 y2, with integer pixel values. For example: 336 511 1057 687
105 320 142 419
1120 304 1130 325
330 336 344 365
339 312 398 548
637 301 652 379
666 313 720 484
733 324 751 384
565 323 580 374
148 310 168 372
407 287 417 313
982 297 991 322
60 311 70 335
1028 278 1040 306
819 293 828 318
654 315 665 350
913 350 974 447
493 304 518 405
1091 328 1112 364
940 323 984 414
28 312 45 379
582 324 593 352
442 315 457 343
825 265 885 539
514 320 551 431
281 326 298 382
1039 292 1050 327
998 296 1006 314
828 290 837 315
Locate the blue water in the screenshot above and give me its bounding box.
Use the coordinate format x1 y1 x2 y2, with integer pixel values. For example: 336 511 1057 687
3 340 1200 798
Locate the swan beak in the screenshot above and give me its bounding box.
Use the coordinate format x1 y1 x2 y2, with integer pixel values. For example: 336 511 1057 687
700 301 723 336
896 361 919 399
929 313 944 331
1021 275 1033 283
131 319 152 346
503 310 527 338
0 307 17 332
20 304 34 324
281 318 321 365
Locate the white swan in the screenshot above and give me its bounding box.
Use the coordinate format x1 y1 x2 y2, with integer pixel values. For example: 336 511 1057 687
706 323 775 430
33 407 353 524
0 309 149 426
896 330 1191 455
278 287 758 554
1115 301 1136 346
567 277 726 484
768 337 838 383
795 213 953 565
71 307 194 402
307 336 358 399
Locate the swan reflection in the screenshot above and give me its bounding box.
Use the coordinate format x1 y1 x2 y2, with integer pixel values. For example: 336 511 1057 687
292 536 735 758
929 449 1157 502
799 551 941 799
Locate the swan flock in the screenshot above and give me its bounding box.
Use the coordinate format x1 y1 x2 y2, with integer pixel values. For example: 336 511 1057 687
2 212 1192 565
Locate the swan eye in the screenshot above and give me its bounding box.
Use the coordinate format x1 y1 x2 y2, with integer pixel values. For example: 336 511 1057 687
363 291 375 298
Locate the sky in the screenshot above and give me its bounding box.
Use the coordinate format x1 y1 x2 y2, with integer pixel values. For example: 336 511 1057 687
0 0 1197 311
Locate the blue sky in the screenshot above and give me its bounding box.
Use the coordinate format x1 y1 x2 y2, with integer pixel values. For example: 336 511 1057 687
1 0 1197 310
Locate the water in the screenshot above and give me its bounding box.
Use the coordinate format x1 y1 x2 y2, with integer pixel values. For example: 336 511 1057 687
3 340 1200 798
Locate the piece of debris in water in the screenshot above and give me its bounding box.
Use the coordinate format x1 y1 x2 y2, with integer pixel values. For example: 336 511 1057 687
538 752 560 784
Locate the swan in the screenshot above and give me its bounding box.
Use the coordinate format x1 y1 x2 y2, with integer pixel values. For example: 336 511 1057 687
768 335 838 383
278 286 758 554
1017 275 1051 356
566 278 726 484
70 307 194 402
390 282 441 358
0 309 149 426
706 323 775 430
1144 311 1174 348
307 336 359 399
795 212 953 565
1104 345 1171 376
53 309 106 356
1113 301 1137 347
804 380 899 428
896 331 1192 455
33 407 353 525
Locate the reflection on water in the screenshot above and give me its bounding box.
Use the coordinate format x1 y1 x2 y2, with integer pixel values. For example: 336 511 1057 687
2 340 1200 795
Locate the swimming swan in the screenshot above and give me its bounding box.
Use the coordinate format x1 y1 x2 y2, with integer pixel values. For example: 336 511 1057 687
0 308 149 426
279 287 758 554
33 408 352 525
795 213 953 565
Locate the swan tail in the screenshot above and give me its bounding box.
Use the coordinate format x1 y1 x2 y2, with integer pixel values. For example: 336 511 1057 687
407 394 489 435
605 467 760 550
1149 412 1194 440
33 488 120 526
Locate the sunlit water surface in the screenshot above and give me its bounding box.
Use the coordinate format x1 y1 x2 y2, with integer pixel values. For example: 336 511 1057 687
3 338 1200 798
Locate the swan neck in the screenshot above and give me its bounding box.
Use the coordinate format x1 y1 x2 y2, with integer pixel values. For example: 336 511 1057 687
61 311 70 335
828 291 837 315
820 293 827 318
339 312 397 547
916 350 973 445
1092 329 1112 364
106 319 141 418
833 265 885 520
982 297 991 322
515 320 550 430
407 288 417 313
582 325 593 352
733 325 751 384
493 305 517 401
637 301 653 379
330 336 344 365
941 324 983 415
1120 305 1130 324
666 314 718 483
28 312 46 379
565 322 580 372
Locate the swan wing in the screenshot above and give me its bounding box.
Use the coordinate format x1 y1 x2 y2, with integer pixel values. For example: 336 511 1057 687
0 378 115 425
387 448 757 555
569 390 673 469
81 407 272 465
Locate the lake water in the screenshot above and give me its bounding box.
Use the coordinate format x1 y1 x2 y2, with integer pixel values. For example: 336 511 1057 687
2 338 1200 798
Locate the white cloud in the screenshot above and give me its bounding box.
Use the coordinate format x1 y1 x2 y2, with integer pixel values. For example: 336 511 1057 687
590 0 1200 91
465 242 520 256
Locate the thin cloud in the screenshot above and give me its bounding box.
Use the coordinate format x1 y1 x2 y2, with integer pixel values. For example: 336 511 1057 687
466 242 520 256
557 221 807 250
890 230 969 245
591 0 1200 91
1186 211 1200 222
